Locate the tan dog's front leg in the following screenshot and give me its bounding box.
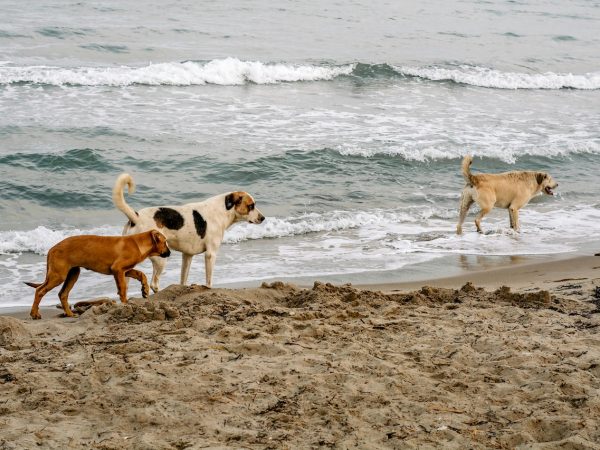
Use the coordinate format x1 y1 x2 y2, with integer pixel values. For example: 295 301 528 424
113 271 129 303
508 207 520 231
125 268 150 298
475 207 491 233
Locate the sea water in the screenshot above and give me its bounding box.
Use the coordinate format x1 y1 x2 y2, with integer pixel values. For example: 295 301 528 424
1 0 599 307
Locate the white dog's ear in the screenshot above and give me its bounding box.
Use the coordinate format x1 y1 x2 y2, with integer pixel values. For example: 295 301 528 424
225 192 244 210
536 173 547 184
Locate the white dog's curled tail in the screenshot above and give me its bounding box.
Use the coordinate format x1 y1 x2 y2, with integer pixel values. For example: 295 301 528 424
112 173 138 225
461 155 475 185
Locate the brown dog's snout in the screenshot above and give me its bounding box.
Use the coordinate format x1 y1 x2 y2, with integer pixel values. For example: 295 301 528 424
160 248 171 258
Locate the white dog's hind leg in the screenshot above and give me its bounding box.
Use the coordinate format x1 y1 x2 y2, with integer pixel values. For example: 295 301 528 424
456 190 474 235
149 256 168 292
180 253 194 285
204 251 216 288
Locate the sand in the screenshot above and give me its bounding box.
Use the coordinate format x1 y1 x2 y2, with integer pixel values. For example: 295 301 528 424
1 256 600 449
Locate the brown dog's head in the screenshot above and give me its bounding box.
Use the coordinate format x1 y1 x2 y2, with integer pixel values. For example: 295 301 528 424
225 191 265 224
150 230 171 258
536 172 559 196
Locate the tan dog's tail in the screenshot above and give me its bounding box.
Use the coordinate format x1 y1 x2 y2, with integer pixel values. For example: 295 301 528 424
112 173 138 225
461 155 475 185
24 281 41 288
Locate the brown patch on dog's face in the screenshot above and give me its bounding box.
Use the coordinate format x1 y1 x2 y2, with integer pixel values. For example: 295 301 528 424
227 191 265 224
537 172 558 196
150 230 171 257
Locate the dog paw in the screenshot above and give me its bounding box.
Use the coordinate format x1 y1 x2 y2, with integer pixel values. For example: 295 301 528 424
30 312 41 320
142 286 150 298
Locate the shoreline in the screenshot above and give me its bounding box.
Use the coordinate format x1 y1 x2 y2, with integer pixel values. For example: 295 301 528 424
2 253 599 318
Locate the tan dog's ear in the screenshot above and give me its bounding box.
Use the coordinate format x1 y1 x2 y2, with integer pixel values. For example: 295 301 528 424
536 173 547 184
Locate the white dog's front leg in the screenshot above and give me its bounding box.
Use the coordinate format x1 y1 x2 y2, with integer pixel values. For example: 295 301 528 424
204 252 216 288
180 253 194 285
150 256 168 293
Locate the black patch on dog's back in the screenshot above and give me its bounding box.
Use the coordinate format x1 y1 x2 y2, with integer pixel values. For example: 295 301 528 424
193 210 207 238
153 207 184 230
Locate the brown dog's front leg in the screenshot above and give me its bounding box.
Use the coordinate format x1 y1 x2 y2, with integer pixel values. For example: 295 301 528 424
125 269 150 298
113 271 129 304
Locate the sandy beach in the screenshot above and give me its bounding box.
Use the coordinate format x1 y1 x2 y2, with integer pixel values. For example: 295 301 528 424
1 255 599 449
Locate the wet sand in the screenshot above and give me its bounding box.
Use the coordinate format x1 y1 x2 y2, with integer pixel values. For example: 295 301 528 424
1 256 599 449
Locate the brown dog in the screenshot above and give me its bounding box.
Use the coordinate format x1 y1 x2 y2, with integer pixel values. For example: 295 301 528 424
26 230 170 320
457 156 558 234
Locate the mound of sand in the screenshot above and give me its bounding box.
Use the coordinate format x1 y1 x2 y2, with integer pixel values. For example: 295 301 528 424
0 281 599 449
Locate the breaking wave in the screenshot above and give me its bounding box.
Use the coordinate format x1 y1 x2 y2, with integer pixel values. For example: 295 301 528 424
1 59 598 89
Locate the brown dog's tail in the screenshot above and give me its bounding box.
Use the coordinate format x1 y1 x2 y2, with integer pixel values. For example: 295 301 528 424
112 173 138 226
24 281 41 288
461 155 475 186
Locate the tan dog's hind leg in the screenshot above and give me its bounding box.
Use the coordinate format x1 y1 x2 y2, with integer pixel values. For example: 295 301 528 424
181 253 194 285
125 268 150 298
57 267 80 317
113 271 129 303
149 256 167 293
456 190 474 235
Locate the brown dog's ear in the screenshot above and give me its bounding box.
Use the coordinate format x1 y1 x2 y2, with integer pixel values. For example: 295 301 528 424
225 192 244 210
536 173 547 185
150 230 162 245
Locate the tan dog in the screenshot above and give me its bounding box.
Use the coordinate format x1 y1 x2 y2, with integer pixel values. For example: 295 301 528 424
456 156 558 234
26 230 170 320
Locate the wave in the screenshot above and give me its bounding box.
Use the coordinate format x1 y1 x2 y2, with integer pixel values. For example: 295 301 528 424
1 59 598 89
394 64 600 90
0 58 353 86
0 209 425 255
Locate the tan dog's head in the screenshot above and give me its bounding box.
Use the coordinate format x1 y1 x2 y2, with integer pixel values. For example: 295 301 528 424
225 191 265 224
536 172 558 196
150 230 171 258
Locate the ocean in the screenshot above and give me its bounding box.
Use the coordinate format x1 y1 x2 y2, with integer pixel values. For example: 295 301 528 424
1 0 599 308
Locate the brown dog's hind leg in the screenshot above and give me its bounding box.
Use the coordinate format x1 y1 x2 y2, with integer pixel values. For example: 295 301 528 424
113 271 129 304
125 268 150 298
30 273 67 320
57 267 80 317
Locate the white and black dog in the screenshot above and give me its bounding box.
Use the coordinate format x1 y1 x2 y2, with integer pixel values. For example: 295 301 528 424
112 173 265 291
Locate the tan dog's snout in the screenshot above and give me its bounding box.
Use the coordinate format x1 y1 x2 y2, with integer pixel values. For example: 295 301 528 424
538 173 559 196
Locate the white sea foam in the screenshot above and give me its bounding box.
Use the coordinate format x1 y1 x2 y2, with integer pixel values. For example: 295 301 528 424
2 60 598 89
334 141 600 163
0 225 122 255
0 58 354 86
1 205 598 308
395 64 600 90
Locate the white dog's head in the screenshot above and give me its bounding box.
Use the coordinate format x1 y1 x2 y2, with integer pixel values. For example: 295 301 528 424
536 172 558 196
225 192 265 224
